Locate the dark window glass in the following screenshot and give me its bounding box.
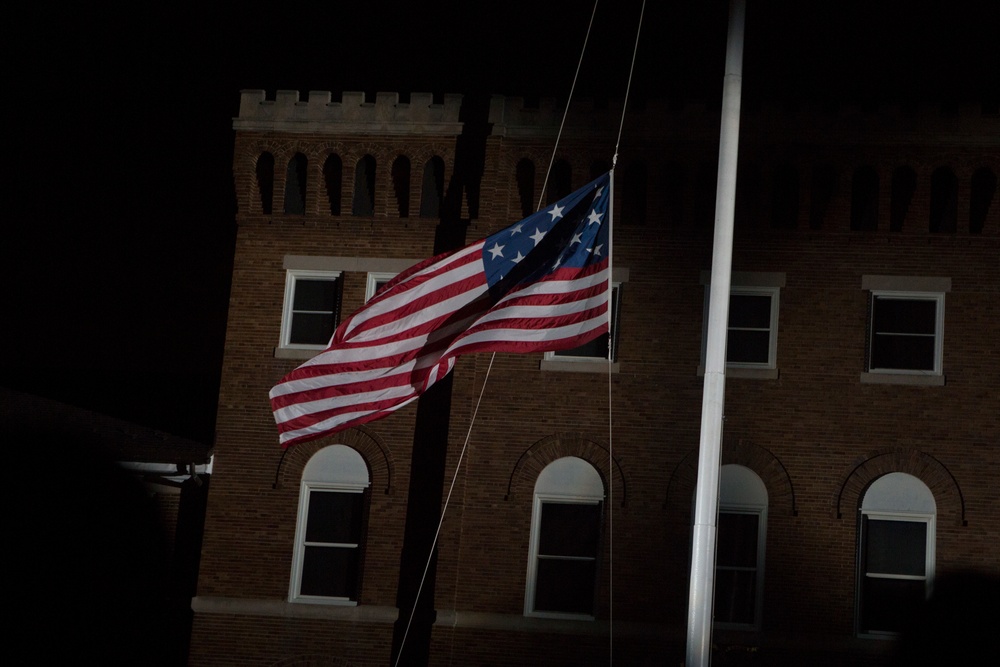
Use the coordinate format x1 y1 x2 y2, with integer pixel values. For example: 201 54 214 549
859 517 928 633
864 519 926 576
290 278 341 346
714 512 760 625
305 491 363 545
299 490 364 599
869 297 937 371
726 293 772 364
534 501 602 615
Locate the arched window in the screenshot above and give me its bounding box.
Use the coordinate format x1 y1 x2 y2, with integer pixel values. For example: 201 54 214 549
590 159 610 180
391 155 410 218
851 166 879 231
547 159 572 204
715 465 768 630
857 472 935 635
525 456 604 619
695 163 718 231
419 156 445 219
323 154 342 216
289 445 371 605
929 167 958 233
256 152 275 215
809 163 837 230
969 167 996 234
622 161 648 226
352 155 376 216
770 164 799 229
663 161 686 228
889 166 917 232
284 153 307 215
516 158 536 217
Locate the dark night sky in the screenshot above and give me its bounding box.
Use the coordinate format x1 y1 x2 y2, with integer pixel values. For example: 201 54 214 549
3 1 996 442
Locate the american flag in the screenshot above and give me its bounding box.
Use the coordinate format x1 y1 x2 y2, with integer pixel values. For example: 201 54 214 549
270 171 613 447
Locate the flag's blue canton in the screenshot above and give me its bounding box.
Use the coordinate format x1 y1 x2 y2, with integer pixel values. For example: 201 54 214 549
481 173 611 288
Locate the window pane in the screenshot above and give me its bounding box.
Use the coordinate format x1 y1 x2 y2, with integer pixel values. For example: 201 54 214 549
727 330 771 364
305 491 363 545
555 332 609 359
865 519 926 575
290 313 335 345
717 513 758 568
300 545 359 598
860 576 924 633
535 558 597 614
872 298 936 335
538 503 601 557
871 334 935 371
294 279 339 311
714 569 757 624
728 294 771 328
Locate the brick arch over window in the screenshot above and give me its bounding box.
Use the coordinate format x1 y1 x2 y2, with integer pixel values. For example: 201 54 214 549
505 433 627 507
665 439 797 517
833 448 964 526
276 426 394 495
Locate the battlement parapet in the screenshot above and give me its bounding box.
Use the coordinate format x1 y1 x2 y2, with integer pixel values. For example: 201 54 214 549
487 95 999 146
234 90 464 136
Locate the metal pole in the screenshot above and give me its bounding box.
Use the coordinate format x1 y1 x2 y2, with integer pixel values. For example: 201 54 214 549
686 1 745 666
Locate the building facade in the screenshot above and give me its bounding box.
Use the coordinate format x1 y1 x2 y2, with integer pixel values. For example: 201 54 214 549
190 89 999 666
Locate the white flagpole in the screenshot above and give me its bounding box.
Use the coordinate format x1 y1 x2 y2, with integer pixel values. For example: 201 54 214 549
686 1 745 666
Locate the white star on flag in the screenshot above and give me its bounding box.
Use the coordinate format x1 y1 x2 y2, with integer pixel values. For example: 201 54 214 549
548 203 564 221
530 228 546 245
488 242 505 259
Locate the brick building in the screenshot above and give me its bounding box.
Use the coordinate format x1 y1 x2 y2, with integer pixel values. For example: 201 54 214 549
189 89 999 666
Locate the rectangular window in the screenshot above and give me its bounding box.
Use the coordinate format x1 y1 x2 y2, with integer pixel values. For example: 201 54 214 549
858 515 931 635
299 489 364 600
868 292 944 374
547 284 621 362
715 511 762 627
280 269 343 349
365 271 397 302
700 282 781 373
532 500 602 616
726 289 779 367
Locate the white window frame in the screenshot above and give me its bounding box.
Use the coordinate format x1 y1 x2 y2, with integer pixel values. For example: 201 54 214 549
715 464 768 631
866 291 945 376
856 472 936 638
365 271 397 302
524 457 605 620
700 271 784 379
279 269 343 351
860 276 950 386
289 445 370 606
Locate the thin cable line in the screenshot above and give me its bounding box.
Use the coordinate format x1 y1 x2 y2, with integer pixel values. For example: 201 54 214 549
393 353 498 667
608 3 647 663
537 0 602 210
